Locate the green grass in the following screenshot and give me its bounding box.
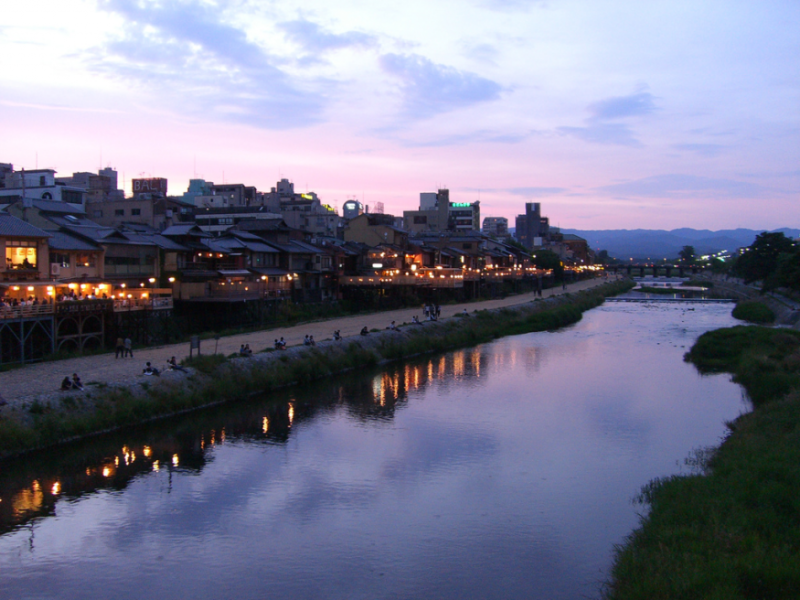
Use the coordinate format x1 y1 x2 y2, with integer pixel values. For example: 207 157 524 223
605 325 800 599
731 300 776 324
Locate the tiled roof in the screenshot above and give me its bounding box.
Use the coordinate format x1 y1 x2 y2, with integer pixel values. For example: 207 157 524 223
0 214 51 238
47 231 100 251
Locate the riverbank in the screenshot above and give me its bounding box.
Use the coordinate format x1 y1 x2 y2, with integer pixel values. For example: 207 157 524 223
605 325 800 599
0 276 615 406
0 279 633 458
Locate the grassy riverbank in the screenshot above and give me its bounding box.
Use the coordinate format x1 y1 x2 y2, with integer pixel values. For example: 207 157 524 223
0 280 633 458
731 300 776 324
605 325 800 599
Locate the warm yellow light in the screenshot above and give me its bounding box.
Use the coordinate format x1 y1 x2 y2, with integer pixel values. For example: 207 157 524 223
51 482 61 495
46 286 54 291
152 460 160 472
143 445 151 457
172 454 179 467
168 277 175 283
80 284 86 289
68 283 77 289
148 278 155 283
121 283 126 288
27 286 34 291
102 467 112 478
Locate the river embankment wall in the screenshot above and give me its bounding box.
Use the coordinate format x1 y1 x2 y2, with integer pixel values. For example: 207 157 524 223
709 277 800 328
0 280 633 458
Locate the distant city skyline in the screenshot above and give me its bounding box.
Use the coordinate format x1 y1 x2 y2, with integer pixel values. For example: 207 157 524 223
1 0 797 230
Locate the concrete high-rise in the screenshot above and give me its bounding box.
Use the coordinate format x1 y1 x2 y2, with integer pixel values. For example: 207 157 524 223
515 202 549 249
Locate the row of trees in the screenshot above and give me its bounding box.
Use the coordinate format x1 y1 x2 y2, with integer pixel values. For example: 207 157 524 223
732 232 800 292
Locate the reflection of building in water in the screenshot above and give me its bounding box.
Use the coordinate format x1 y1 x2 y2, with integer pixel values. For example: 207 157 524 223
0 347 495 534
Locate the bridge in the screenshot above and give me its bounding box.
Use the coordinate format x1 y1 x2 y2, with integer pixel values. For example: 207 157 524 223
603 263 705 278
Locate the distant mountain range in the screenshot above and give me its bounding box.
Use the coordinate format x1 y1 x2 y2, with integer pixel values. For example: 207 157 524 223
559 228 800 260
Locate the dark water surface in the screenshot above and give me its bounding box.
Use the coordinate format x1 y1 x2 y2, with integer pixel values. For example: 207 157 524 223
0 302 747 599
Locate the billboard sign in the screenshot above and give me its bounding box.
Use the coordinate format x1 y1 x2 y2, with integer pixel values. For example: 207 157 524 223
132 178 168 195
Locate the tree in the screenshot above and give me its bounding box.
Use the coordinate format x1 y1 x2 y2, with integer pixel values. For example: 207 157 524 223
678 245 695 264
733 232 796 286
768 246 800 292
531 249 564 280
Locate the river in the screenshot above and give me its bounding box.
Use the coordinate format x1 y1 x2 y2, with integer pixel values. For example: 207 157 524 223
0 300 747 599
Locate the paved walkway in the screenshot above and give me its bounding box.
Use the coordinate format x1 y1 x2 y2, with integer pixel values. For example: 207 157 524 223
0 277 617 407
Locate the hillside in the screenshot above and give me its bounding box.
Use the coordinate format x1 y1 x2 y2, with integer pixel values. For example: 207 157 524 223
560 228 800 260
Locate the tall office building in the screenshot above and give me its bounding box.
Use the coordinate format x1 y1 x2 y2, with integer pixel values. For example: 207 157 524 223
514 203 549 249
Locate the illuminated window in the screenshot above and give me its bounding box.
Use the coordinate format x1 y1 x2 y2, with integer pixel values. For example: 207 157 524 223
5 241 38 269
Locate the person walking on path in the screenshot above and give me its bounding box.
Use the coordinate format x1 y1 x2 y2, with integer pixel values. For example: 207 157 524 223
115 337 124 359
124 337 133 358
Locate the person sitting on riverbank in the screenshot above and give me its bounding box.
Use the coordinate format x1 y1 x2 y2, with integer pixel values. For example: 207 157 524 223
71 373 84 390
143 362 160 376
389 321 399 331
412 315 420 324
360 326 369 336
333 330 341 341
167 357 187 372
303 335 311 346
278 337 286 349
309 335 316 346
239 344 252 356
61 376 72 391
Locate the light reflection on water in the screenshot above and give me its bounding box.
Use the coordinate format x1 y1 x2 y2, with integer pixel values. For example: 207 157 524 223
0 302 746 600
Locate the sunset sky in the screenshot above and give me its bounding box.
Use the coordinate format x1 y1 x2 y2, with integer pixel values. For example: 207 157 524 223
1 0 797 230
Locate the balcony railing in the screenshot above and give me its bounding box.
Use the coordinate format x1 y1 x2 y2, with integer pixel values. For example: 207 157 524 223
0 303 55 320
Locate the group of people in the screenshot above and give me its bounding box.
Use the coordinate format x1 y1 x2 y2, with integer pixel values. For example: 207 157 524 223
303 335 316 346
423 304 441 321
0 296 53 309
239 344 253 356
274 337 287 349
115 337 134 358
61 373 84 390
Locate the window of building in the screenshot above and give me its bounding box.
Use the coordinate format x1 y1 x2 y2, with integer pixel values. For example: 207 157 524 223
115 209 125 216
131 208 141 216
76 253 96 268
414 216 427 225
5 240 38 270
93 210 103 217
39 175 46 186
50 253 70 268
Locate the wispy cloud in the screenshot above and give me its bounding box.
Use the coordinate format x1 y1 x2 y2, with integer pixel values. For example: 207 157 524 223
397 129 532 147
477 0 546 12
379 53 502 119
597 174 773 198
90 0 325 129
509 187 567 196
588 92 657 120
672 143 725 157
278 19 376 56
558 123 642 147
558 91 658 147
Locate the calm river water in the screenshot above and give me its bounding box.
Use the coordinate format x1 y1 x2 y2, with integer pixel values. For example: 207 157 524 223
0 300 747 599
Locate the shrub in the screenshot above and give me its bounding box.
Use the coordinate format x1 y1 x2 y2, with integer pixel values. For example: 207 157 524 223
732 301 776 324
